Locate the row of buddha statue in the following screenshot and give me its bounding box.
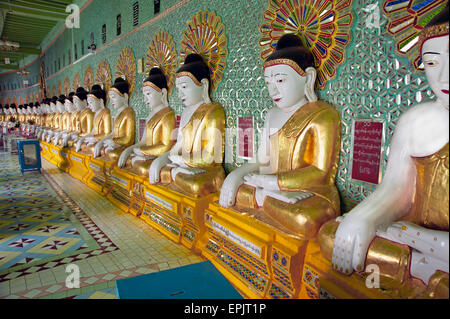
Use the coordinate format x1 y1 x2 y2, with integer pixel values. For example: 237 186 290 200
1 6 447 298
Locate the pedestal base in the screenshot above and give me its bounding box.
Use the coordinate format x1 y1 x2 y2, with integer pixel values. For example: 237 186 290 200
67 151 90 182
198 200 311 299
85 156 108 194
141 182 215 253
105 167 137 215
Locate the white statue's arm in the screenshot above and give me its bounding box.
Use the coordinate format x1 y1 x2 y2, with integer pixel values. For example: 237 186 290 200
149 152 170 184
118 143 140 168
219 163 260 207
93 133 112 157
332 114 416 274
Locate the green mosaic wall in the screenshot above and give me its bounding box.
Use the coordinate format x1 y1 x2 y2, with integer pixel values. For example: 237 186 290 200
0 0 435 211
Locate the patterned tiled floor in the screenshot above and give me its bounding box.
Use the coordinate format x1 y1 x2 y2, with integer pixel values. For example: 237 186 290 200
0 151 204 299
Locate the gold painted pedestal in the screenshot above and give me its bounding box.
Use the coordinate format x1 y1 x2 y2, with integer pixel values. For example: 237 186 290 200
85 156 108 194
43 141 60 166
141 182 215 253
67 151 91 182
199 200 312 299
39 141 51 162
104 167 140 216
298 240 391 299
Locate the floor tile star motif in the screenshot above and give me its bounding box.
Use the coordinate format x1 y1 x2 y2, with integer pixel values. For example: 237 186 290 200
8 238 36 248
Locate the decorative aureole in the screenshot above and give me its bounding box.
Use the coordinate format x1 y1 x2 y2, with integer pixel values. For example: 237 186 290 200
259 0 354 89
179 10 228 91
34 92 39 103
29 92 34 104
83 65 94 91
95 60 112 95
115 47 137 98
20 96 24 105
63 77 70 95
145 29 177 94
12 96 17 105
383 0 447 70
72 73 81 91
52 86 57 97
57 80 62 96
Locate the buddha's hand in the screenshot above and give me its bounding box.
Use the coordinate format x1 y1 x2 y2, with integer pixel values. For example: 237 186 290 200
133 148 144 156
93 142 103 158
149 153 170 184
243 173 279 190
377 221 449 263
219 170 247 208
332 213 376 275
75 138 84 152
118 146 134 168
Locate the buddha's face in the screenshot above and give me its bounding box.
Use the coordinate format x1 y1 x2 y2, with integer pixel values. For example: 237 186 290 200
87 96 103 112
176 75 204 107
264 64 308 110
73 96 86 111
422 34 449 104
108 90 127 110
143 86 163 109
50 102 56 113
56 101 65 113
18 108 22 115
64 100 73 112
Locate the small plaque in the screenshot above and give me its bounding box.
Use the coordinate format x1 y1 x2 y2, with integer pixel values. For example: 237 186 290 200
237 116 254 160
350 119 384 184
139 119 146 140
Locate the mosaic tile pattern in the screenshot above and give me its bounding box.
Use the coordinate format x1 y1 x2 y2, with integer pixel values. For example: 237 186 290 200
0 153 205 299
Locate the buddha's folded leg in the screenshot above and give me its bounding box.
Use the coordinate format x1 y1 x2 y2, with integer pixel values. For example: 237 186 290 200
105 146 126 162
235 184 258 209
263 195 337 238
160 165 173 184
317 220 448 297
174 167 225 197
132 160 153 177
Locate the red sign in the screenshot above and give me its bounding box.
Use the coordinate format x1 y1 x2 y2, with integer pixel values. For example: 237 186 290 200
238 116 254 159
351 120 384 184
139 119 146 140
175 115 181 129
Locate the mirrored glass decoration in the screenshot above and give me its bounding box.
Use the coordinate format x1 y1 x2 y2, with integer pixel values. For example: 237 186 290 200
382 0 447 70
179 10 228 91
259 0 354 89
145 30 177 94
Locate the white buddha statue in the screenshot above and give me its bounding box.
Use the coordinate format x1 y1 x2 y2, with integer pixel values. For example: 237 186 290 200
36 100 50 139
93 78 135 161
117 68 175 177
75 85 111 153
149 54 226 198
44 97 60 142
54 94 76 145
319 6 449 298
216 34 341 237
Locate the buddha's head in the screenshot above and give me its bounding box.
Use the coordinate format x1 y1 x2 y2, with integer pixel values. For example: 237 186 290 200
10 104 17 114
27 104 32 114
64 92 75 112
4 105 9 115
0 106 3 115
88 84 106 112
419 4 449 106
143 68 169 109
73 87 88 111
56 95 66 113
108 77 129 110
33 102 40 114
18 105 23 115
263 34 317 111
50 96 58 113
175 54 211 107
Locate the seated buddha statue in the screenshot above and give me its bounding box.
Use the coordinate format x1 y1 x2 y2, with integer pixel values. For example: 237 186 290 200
75 85 111 154
62 87 92 148
44 96 61 142
149 54 225 197
93 78 135 162
54 93 76 146
218 34 341 238
49 95 68 144
7 104 17 129
36 99 50 140
0 105 4 124
117 68 176 177
319 6 449 298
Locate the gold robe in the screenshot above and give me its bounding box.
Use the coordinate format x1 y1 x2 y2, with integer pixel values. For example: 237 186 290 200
78 109 94 137
319 143 449 298
82 108 111 154
235 101 341 238
160 102 225 197
128 107 176 176
104 106 135 162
